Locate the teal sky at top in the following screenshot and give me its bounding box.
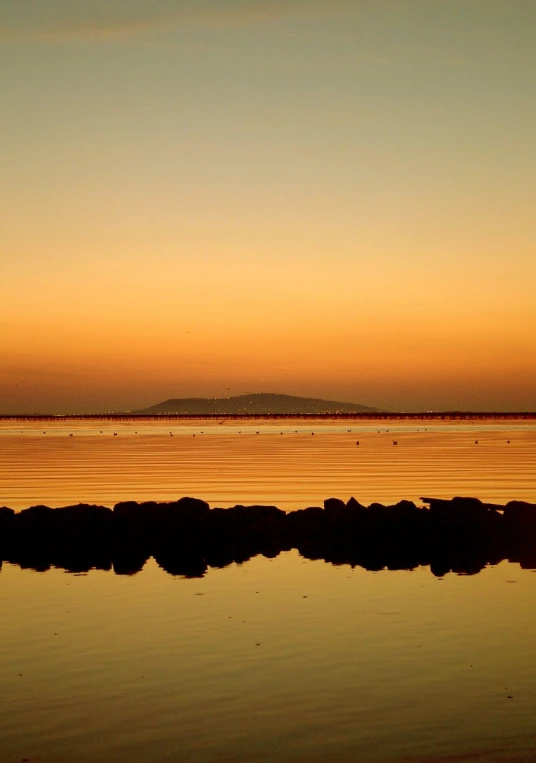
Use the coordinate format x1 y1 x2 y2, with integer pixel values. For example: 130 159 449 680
1 0 535 412
3 0 535 252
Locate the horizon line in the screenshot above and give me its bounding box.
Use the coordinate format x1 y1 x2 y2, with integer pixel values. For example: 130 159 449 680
2 412 535 421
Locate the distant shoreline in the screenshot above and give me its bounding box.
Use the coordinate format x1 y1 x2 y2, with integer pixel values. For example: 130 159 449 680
1 412 535 421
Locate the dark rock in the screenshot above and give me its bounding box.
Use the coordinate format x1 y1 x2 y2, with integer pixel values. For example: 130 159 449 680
54 504 113 539
112 549 149 575
2 495 535 578
426 496 487 521
286 507 325 538
504 501 536 526
0 507 15 540
15 505 56 533
324 497 347 513
154 551 207 578
346 497 367 512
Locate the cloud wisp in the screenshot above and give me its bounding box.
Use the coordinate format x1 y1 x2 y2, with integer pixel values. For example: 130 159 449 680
0 0 348 43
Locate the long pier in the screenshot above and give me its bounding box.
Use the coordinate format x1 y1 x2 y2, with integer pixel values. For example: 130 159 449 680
1 412 535 422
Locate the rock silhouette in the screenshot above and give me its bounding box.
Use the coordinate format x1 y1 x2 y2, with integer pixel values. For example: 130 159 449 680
1 496 535 578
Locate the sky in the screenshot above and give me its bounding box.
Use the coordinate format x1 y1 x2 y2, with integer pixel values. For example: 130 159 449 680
1 0 535 414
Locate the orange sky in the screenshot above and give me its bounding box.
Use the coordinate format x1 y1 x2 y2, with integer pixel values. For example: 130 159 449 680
1 0 535 413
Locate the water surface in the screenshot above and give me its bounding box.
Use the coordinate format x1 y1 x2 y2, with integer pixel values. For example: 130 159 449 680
2 554 536 763
1 418 535 510
1 418 536 762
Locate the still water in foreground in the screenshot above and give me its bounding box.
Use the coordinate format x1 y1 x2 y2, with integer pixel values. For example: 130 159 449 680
1 418 536 762
2 554 536 763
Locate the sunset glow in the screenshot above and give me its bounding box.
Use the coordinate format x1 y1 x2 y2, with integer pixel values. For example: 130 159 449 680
2 0 535 413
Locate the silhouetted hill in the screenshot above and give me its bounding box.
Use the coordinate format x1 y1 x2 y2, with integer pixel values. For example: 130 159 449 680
131 393 379 415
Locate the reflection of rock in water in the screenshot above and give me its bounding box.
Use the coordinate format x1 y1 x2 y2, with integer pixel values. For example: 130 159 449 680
1 496 536 578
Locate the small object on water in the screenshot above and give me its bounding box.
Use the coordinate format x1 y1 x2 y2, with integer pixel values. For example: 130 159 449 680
393 441 398 445
114 433 117 436
356 441 360 446
475 440 479 444
507 440 510 443
69 433 73 437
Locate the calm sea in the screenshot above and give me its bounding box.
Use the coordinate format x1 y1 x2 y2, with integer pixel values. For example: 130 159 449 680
1 417 536 509
1 417 536 763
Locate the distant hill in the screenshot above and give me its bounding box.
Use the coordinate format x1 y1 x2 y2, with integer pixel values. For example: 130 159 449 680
132 393 379 415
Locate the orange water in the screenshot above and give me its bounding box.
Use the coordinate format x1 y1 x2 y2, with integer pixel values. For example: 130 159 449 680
1 418 535 509
1 418 536 763
2 555 536 763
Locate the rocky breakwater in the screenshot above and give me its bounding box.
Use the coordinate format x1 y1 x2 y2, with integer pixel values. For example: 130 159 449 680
1 496 536 577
